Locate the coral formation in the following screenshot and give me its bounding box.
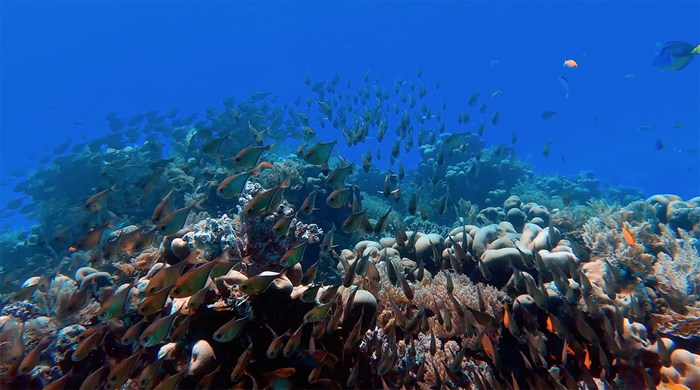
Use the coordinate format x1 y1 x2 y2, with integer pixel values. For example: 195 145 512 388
0 69 698 390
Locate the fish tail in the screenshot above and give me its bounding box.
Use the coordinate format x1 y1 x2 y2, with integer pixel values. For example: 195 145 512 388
692 44 700 55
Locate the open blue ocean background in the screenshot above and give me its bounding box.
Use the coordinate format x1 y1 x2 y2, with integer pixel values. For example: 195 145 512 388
1 1 698 230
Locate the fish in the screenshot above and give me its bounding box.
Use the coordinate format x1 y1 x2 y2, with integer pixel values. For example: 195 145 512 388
543 140 553 157
281 241 309 267
244 176 291 217
342 210 366 233
96 282 135 321
283 322 306 356
300 188 319 215
171 260 219 298
326 186 353 209
653 41 700 71
655 139 664 150
140 312 179 347
85 185 118 212
121 319 145 345
326 162 354 188
233 143 274 169
152 373 183 390
213 313 250 342
79 365 108 390
145 256 198 295
137 359 164 390
104 352 140 390
563 59 578 68
558 76 570 97
202 134 230 157
18 336 50 375
541 109 559 121
468 91 480 106
157 198 204 236
239 269 289 295
272 212 296 236
217 162 272 199
304 139 338 165
43 368 74 390
304 302 333 323
138 286 172 315
621 223 635 247
373 207 393 233
71 223 111 251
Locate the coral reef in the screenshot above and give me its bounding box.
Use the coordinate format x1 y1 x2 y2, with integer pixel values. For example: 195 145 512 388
0 68 698 390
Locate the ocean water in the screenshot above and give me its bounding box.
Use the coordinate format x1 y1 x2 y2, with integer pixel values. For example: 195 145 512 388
1 2 700 390
1 1 699 232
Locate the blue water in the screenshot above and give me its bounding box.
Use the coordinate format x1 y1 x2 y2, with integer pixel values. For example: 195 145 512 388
1 1 699 230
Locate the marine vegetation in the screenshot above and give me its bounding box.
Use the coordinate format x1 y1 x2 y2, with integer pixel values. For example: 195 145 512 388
1 69 699 390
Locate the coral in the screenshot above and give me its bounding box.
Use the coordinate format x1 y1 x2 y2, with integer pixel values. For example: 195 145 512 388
185 214 244 259
258 157 304 189
653 241 700 299
456 199 480 226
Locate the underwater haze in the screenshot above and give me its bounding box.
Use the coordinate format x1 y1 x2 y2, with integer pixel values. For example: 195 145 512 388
2 1 700 224
1 2 700 390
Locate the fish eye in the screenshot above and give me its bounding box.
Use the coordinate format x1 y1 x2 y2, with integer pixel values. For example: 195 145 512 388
218 188 225 193
174 288 181 295
159 225 166 231
110 376 117 381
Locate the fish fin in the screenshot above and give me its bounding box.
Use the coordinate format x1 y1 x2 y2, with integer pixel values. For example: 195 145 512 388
692 44 700 55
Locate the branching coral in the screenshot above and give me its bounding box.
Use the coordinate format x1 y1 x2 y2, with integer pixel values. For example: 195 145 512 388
654 241 700 298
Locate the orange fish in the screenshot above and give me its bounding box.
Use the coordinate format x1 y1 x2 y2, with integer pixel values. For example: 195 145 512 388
621 223 635 247
563 59 578 68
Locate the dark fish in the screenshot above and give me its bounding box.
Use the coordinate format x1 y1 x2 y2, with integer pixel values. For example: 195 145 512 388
655 139 664 150
540 109 559 121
